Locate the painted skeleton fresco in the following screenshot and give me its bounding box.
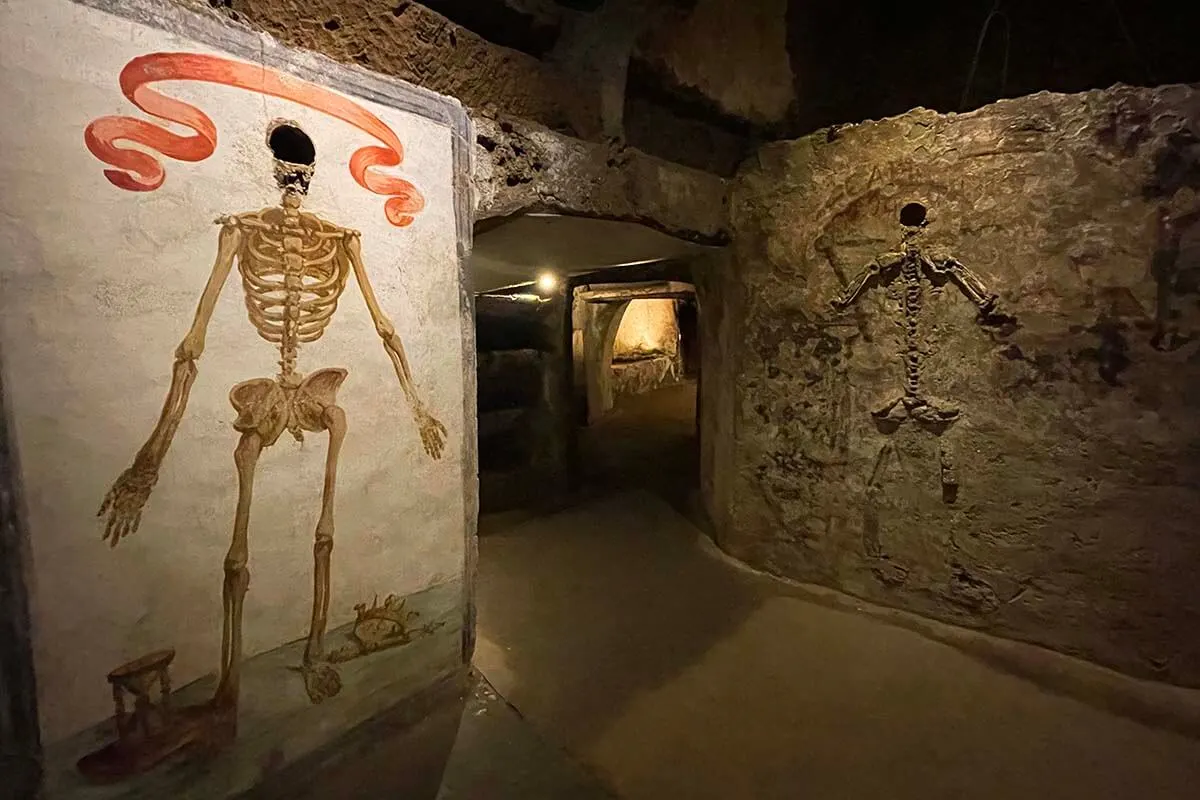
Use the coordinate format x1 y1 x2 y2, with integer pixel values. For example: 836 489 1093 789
0 1 473 796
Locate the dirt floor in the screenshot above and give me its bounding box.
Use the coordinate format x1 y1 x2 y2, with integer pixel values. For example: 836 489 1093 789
471 382 1200 800
437 673 615 800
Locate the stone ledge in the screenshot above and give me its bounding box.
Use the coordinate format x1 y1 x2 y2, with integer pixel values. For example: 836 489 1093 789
472 114 730 245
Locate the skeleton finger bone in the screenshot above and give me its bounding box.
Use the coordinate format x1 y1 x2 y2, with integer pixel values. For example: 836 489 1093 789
422 416 447 459
98 490 113 519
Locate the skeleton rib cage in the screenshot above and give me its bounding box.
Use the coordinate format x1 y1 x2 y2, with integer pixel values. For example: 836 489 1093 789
223 207 354 379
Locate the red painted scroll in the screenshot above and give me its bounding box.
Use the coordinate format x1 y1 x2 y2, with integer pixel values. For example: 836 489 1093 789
84 52 425 227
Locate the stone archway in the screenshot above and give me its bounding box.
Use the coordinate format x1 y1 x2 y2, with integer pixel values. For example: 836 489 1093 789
581 298 632 425
575 280 696 425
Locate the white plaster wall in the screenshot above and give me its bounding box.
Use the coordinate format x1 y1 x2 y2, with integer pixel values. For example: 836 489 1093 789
0 1 466 741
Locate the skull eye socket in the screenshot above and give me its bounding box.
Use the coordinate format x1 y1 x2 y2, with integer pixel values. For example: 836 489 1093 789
268 122 315 166
899 202 927 227
267 121 316 194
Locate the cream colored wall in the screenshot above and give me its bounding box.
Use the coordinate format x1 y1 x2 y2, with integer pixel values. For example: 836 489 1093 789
613 299 679 358
0 1 465 742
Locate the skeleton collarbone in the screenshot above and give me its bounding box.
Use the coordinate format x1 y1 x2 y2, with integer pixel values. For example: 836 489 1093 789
220 206 358 380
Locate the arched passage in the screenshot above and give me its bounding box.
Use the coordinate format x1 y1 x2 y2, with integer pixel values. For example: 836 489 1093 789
577 288 695 425
471 209 713 514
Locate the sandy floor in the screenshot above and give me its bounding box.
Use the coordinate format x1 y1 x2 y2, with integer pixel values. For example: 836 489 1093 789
474 383 1200 800
437 673 615 800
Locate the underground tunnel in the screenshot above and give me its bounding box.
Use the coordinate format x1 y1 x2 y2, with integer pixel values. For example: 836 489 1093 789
2 1 1200 799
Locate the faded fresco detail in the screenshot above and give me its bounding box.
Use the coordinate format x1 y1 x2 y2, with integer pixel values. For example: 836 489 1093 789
327 594 446 663
827 202 1003 501
79 56 446 782
0 1 470 796
718 86 1200 687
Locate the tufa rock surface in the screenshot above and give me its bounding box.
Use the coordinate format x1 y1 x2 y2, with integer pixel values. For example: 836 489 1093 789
189 0 599 136
716 84 1200 686
472 113 729 245
635 0 793 127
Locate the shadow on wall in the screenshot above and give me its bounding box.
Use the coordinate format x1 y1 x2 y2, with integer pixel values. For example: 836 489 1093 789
475 292 565 513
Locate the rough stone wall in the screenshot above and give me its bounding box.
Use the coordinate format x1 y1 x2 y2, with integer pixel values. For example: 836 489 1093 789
182 0 600 136
694 249 738 537
719 84 1200 686
636 0 793 126
472 114 729 244
420 0 563 57
183 0 770 174
623 92 749 176
475 293 571 511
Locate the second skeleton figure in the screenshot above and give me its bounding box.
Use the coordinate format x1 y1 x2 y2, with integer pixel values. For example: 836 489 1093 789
831 202 998 429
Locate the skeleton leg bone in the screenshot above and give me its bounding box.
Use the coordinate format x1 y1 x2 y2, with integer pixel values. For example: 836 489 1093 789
301 405 347 703
214 432 263 717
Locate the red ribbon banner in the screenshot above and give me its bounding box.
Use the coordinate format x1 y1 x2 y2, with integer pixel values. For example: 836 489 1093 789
84 52 425 227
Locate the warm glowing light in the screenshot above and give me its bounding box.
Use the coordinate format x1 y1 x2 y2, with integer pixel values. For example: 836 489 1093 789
536 272 558 293
614 299 678 356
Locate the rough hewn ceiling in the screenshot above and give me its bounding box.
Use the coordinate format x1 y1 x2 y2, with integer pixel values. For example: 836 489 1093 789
470 214 709 293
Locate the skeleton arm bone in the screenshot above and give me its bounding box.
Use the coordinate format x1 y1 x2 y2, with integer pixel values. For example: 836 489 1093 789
343 232 419 405
98 221 241 546
830 252 904 311
921 255 997 313
344 232 447 459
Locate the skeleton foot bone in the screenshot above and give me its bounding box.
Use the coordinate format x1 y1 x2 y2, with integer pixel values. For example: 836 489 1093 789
298 662 343 703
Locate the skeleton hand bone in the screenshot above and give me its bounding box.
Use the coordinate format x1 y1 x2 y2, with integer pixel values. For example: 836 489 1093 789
414 406 447 460
98 460 159 547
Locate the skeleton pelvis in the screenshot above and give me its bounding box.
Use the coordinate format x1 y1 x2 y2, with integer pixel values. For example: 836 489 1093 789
229 368 348 445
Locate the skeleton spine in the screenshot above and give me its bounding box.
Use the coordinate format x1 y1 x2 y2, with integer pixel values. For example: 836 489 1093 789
279 210 304 380
902 254 921 399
